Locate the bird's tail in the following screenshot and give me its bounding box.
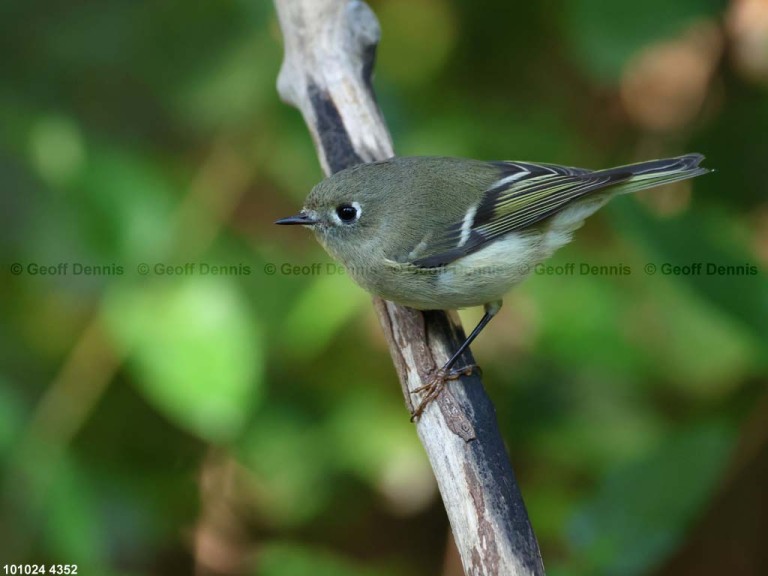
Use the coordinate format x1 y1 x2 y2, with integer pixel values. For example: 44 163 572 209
597 153 711 195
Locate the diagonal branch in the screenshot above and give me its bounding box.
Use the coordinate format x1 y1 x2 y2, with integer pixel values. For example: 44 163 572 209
273 1 545 574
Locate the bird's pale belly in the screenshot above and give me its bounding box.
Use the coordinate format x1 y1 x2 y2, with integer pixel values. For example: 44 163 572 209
347 232 546 310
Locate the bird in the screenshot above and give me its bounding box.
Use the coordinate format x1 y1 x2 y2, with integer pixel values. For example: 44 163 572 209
276 153 710 417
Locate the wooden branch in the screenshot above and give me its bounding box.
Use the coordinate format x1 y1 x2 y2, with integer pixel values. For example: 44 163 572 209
273 1 545 574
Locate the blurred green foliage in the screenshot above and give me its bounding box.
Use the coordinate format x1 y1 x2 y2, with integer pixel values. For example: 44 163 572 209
1 0 767 575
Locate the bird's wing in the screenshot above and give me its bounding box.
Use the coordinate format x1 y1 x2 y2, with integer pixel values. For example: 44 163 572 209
406 161 629 268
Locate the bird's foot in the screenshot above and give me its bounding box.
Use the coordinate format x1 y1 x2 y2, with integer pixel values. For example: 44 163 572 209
410 364 480 421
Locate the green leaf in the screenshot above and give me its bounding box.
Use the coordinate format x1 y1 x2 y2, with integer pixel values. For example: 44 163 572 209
104 277 262 442
612 199 768 346
28 115 86 188
238 408 334 527
567 422 733 575
75 149 177 261
279 271 369 361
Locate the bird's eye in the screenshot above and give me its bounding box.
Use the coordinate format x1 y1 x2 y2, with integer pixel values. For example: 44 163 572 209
336 203 358 223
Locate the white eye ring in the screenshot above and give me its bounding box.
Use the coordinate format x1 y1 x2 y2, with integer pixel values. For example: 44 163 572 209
333 201 362 224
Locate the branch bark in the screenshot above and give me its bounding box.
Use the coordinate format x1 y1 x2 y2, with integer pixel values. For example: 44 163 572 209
273 1 545 574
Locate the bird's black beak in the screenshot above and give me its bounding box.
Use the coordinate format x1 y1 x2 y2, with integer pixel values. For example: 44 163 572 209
274 213 318 226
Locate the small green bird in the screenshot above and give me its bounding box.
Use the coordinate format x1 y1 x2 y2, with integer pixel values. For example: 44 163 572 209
276 154 710 417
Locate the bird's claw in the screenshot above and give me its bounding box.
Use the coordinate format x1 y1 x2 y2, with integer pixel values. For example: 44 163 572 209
410 364 479 421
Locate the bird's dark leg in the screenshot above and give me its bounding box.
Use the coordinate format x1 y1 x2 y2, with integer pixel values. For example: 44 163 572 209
411 301 502 420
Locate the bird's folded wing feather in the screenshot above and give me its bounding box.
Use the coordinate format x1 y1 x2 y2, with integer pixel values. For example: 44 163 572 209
407 161 631 268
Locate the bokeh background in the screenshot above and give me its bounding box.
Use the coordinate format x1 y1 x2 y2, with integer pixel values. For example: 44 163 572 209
2 0 767 574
